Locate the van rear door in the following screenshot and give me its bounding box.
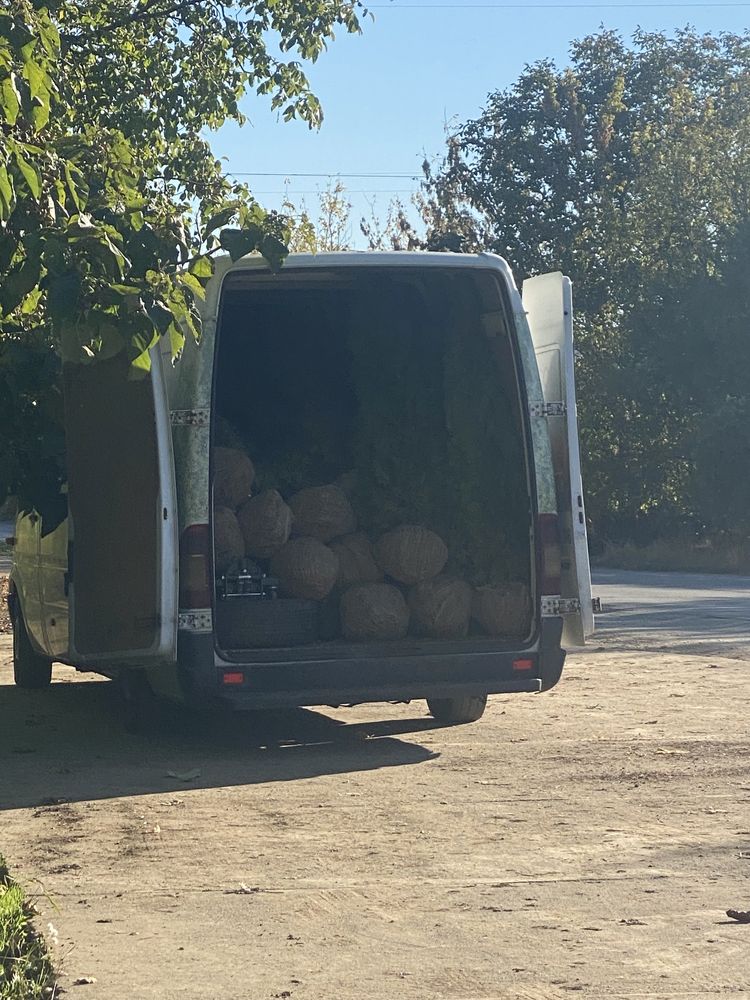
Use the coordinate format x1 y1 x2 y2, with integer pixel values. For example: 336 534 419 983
522 271 594 645
64 351 178 665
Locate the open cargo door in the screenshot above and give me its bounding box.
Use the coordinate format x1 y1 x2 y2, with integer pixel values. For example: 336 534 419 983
64 351 178 664
522 272 594 645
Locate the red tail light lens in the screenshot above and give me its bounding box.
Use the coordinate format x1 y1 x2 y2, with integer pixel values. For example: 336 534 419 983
513 658 534 671
179 523 211 608
538 513 562 595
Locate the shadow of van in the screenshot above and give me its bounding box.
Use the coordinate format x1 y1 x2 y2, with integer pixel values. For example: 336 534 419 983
0 678 440 811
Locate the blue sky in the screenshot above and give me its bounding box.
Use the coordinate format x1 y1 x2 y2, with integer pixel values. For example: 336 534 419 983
212 1 750 246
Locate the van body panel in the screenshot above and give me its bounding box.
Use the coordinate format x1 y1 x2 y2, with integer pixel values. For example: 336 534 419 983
176 617 565 709
522 271 594 644
10 512 45 651
38 517 69 657
63 349 178 665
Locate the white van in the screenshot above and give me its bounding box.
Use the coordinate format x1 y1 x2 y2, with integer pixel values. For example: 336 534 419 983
7 252 593 725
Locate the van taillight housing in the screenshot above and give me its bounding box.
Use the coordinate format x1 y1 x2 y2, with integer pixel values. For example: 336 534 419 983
538 513 562 595
179 523 211 608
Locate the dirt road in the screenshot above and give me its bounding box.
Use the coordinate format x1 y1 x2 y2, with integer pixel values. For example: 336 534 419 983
1 573 749 999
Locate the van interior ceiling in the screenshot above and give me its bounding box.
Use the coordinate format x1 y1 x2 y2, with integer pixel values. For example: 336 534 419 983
211 268 534 652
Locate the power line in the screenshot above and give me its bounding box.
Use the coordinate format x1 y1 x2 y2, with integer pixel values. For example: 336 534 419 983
367 2 750 7
253 190 416 195
229 170 420 178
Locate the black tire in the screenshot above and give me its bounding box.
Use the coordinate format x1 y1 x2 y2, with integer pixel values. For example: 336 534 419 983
427 694 488 725
117 670 160 735
12 601 53 689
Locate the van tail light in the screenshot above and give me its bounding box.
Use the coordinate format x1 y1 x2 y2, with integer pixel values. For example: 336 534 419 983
179 523 212 608
538 513 562 595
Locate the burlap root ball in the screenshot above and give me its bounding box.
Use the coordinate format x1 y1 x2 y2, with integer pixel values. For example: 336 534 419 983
340 583 410 642
334 470 357 497
374 525 448 585
237 489 292 559
270 537 340 601
288 484 357 543
213 506 245 575
213 447 255 509
329 532 383 589
408 576 472 639
471 583 531 636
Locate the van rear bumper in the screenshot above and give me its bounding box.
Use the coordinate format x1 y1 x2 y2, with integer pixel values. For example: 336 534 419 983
176 617 566 709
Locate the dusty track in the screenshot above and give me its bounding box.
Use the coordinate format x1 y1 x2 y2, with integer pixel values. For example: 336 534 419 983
2 629 750 999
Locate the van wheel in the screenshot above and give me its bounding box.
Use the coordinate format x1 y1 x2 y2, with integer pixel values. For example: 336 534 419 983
427 695 487 725
12 604 53 689
117 670 160 735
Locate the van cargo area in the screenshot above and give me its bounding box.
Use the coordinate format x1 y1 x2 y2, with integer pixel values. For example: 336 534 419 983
210 266 535 661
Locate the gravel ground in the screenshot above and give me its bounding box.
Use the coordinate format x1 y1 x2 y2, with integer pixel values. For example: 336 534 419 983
0 575 11 634
1 634 749 999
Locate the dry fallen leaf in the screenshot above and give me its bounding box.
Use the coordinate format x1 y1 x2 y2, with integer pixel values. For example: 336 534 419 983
224 884 260 895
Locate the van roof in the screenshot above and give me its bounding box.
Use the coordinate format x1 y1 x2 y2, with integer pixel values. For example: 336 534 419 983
215 249 516 281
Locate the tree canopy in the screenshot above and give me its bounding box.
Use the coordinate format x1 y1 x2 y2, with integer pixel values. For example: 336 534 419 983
409 28 750 544
0 0 364 515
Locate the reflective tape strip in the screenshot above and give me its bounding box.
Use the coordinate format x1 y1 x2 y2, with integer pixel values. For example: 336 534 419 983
541 596 581 616
178 610 213 632
170 408 210 427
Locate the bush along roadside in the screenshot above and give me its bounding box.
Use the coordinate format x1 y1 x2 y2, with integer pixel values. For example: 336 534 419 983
0 857 56 1000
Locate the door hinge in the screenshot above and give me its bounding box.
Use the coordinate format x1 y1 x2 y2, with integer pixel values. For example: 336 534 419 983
170 408 210 428
529 401 567 418
541 596 581 616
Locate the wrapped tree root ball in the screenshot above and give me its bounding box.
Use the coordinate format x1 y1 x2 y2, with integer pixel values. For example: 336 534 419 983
329 532 383 589
237 489 292 559
213 506 244 575
340 583 410 641
289 484 357 543
270 537 340 601
334 470 357 497
213 447 255 509
374 525 448 585
408 576 472 638
471 583 531 636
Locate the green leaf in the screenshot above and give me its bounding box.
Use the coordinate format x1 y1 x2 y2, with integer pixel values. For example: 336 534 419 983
0 74 20 125
1 256 41 315
219 225 263 261
259 234 288 271
0 164 15 221
0 233 19 272
109 283 144 297
59 319 90 363
20 288 43 314
203 204 240 237
130 349 152 374
167 321 186 359
146 298 174 335
177 270 206 300
23 57 47 104
95 322 125 361
188 256 214 279
14 149 41 199
63 163 84 213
